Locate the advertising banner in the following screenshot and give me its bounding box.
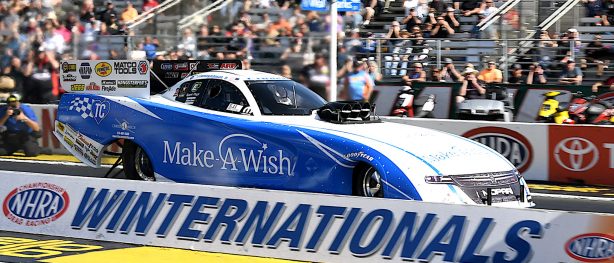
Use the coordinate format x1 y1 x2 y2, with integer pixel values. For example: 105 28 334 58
0 172 613 263
149 60 242 94
59 60 150 99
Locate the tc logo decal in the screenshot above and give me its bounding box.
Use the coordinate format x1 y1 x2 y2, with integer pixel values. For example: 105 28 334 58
554 137 599 172
68 97 110 124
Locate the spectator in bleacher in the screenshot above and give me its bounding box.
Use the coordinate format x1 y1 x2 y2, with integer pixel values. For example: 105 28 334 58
80 1 96 22
142 36 158 60
2 57 25 96
97 1 118 26
478 61 503 83
444 7 460 30
602 0 614 25
271 16 292 34
508 64 525 84
582 0 604 23
367 60 383 83
403 0 419 16
343 60 374 101
121 2 139 22
457 67 485 103
402 8 422 31
429 66 443 81
402 62 426 85
23 50 59 104
196 25 210 58
416 1 430 19
527 63 548 84
361 0 379 26
288 6 306 27
440 58 464 82
538 30 558 58
143 0 160 12
345 29 364 53
178 28 197 57
431 16 455 38
456 0 481 14
281 39 310 70
559 60 583 85
254 13 272 32
430 0 449 14
299 53 330 100
585 35 608 76
280 64 293 79
384 25 408 76
591 76 614 92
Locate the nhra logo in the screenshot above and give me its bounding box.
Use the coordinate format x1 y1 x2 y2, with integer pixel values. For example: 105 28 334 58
160 63 172 70
463 127 533 173
565 233 614 262
61 62 76 73
138 61 148 74
2 182 70 226
95 62 112 77
554 137 599 172
79 62 92 79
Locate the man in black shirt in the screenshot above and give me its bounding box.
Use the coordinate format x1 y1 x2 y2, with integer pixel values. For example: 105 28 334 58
431 16 455 38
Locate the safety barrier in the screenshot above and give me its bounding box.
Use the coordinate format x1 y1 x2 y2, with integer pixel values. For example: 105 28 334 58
0 171 612 262
386 117 614 186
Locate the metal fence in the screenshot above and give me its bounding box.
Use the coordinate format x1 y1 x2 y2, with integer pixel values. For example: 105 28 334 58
70 34 613 83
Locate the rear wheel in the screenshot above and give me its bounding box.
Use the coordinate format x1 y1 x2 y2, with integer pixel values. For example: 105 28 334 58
353 164 383 197
122 141 155 181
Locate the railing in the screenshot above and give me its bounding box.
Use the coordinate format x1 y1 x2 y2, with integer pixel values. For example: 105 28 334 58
177 0 231 30
71 35 612 83
126 0 185 30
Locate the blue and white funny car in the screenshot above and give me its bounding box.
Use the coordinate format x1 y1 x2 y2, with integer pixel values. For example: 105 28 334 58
54 60 532 207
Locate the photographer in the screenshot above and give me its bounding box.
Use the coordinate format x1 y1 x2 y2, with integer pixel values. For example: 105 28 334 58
457 68 486 103
0 94 41 157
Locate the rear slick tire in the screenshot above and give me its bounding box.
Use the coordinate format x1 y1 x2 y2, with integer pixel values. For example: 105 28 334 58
122 141 156 181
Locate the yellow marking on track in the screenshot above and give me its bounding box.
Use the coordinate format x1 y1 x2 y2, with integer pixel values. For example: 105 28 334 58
0 154 118 165
528 184 610 193
605 193 614 196
40 247 302 263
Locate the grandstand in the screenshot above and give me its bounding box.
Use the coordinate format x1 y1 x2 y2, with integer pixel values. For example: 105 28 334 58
0 0 612 104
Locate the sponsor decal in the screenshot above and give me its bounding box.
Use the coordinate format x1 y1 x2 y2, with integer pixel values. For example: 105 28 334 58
554 137 599 172
112 119 136 139
463 127 533 173
113 61 138 74
207 63 220 69
138 61 148 74
70 84 85 91
101 80 116 85
174 62 189 71
161 63 172 70
94 62 112 77
117 80 147 88
62 74 77 82
162 134 295 176
63 136 74 147
86 82 101 91
79 62 92 79
0 236 102 259
56 121 65 132
565 233 614 262
165 72 179 78
344 151 374 162
61 62 77 73
2 183 69 226
102 86 116 92
189 62 198 70
180 72 190 78
70 188 544 262
220 63 238 70
549 126 614 185
68 97 110 124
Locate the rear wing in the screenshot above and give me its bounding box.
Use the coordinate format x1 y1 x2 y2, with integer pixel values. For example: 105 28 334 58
60 60 243 97
149 60 242 94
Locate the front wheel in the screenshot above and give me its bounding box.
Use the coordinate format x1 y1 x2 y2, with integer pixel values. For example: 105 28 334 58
353 164 384 197
122 141 156 181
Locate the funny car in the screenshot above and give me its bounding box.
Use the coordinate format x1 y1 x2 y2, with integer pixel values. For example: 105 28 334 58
54 60 533 207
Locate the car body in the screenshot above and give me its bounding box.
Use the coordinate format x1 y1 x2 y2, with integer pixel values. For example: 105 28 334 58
55 61 533 207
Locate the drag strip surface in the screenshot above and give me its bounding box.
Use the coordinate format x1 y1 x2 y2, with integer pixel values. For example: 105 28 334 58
1 158 613 214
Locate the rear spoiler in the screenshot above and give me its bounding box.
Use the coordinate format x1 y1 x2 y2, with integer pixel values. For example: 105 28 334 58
59 60 243 98
150 60 242 94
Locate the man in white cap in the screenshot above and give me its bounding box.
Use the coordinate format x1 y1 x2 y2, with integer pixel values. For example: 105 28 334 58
457 67 485 103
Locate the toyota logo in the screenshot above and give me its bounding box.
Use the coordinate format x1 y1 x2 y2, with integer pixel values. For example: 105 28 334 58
554 137 599 172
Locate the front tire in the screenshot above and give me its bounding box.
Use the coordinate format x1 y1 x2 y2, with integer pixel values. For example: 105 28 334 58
353 164 384 197
122 141 155 181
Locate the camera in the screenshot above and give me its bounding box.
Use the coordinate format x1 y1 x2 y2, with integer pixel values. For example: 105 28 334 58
10 107 21 117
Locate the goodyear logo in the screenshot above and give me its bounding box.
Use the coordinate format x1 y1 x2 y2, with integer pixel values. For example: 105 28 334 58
95 62 112 77
61 62 76 73
566 233 614 262
70 84 85 91
3 183 70 226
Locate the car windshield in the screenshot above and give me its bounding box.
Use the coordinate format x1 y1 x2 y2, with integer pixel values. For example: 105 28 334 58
246 80 326 115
